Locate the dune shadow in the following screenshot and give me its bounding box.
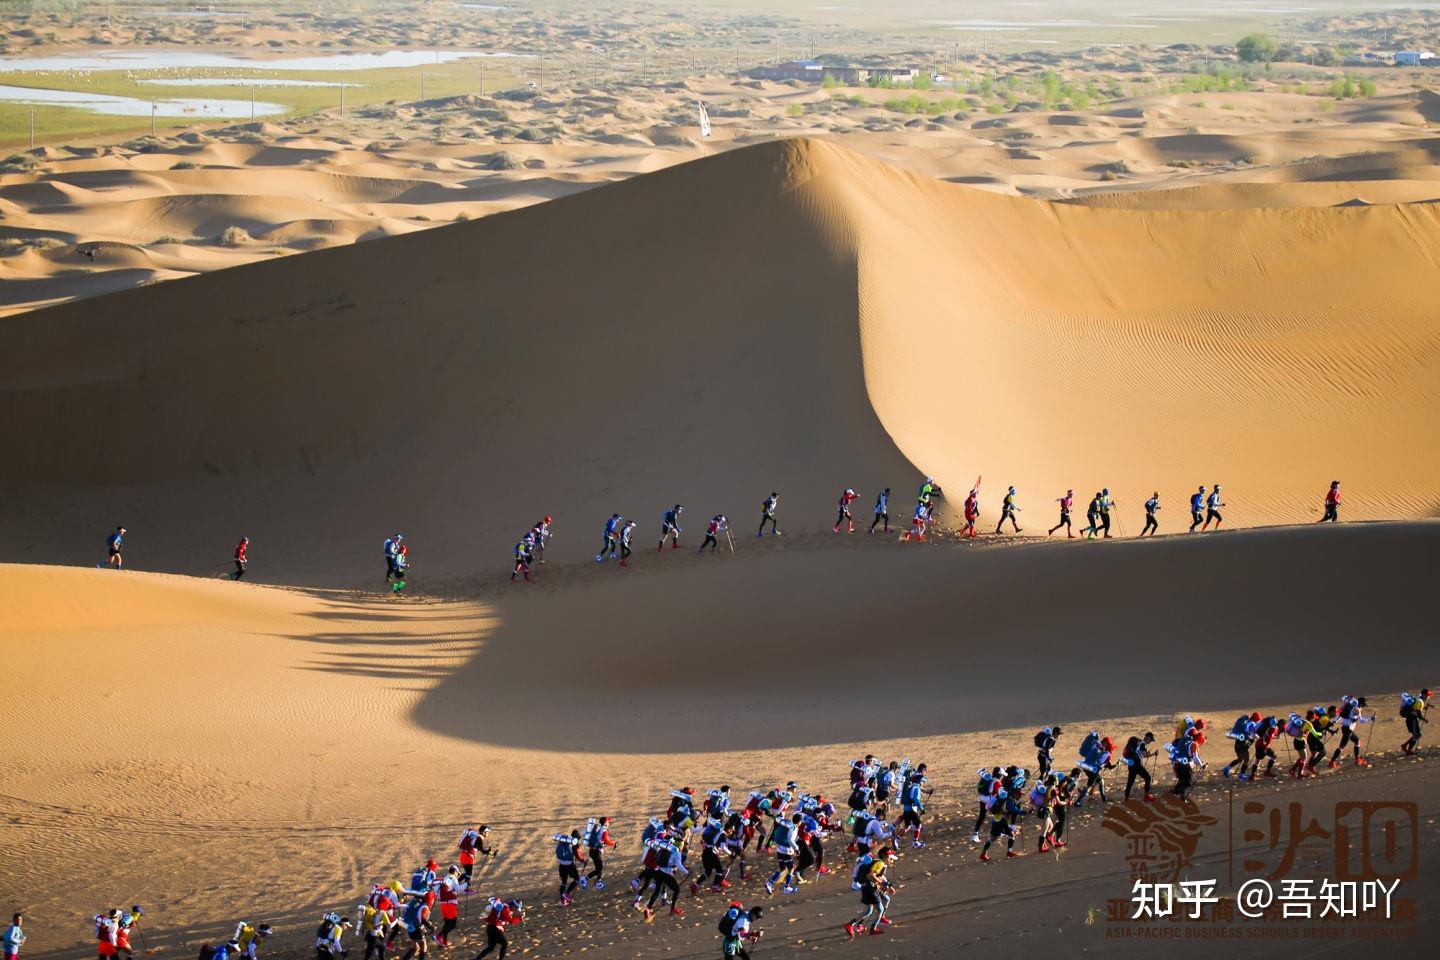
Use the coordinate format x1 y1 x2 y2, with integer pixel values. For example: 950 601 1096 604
405 523 1440 754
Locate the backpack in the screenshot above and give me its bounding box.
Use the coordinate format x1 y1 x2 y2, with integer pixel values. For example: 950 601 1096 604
1028 783 1047 808
411 868 430 891
848 785 868 811
1033 729 1049 749
851 812 872 838
1340 699 1357 721
1122 736 1140 761
1400 693 1416 719
718 905 743 938
1166 738 1186 763
976 771 995 798
554 836 574 861
585 819 603 848
1228 715 1250 740
198 947 216 960
1079 730 1100 758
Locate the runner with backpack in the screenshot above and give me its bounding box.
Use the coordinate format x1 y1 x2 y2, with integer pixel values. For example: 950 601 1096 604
1047 490 1074 538
1330 696 1370 768
595 514 623 563
580 817 616 890
757 492 781 538
457 826 492 892
314 914 350 960
718 903 763 959
1248 716 1281 780
978 789 1021 862
869 488 891 534
833 488 859 534
895 764 933 848
971 767 1003 843
1120 732 1156 801
1222 713 1262 780
553 831 585 906
843 847 896 938
1401 690 1430 754
1074 731 1116 806
1034 726 1061 777
764 814 802 895
475 899 522 960
1168 728 1203 798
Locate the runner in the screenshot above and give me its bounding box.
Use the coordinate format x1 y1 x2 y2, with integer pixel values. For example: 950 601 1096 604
869 488 891 534
1401 689 1430 754
1031 775 1061 852
458 826 492 891
1188 486 1207 533
1034 725 1061 777
1201 484 1225 531
314 914 351 960
581 817 616 890
435 868 462 947
764 814 801 895
995 486 1022 534
100 526 126 569
511 536 534 582
233 537 250 579
658 504 684 551
533 516 553 563
978 790 1021 862
718 903 763 960
595 514 622 563
475 900 522 960
971 767 1002 842
1329 696 1370 768
96 910 120 960
4 915 24 960
642 837 685 922
1319 481 1342 523
1247 716 1281 780
554 831 585 906
1075 732 1115 806
918 477 941 504
896 764 933 848
1047 490 1074 538
383 534 403 584
900 500 929 542
1121 732 1156 801
834 488 859 534
757 493 781 538
843 847 896 938
1096 488 1115 539
961 487 979 539
1081 492 1101 540
390 542 410 596
619 519 637 568
693 817 737 894
1222 713 1261 780
1168 728 1203 798
1140 492 1161 538
699 515 728 554
1285 711 1317 778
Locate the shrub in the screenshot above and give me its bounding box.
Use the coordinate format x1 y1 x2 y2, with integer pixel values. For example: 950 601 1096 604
171 160 199 170
821 72 838 89
1237 33 1278 63
217 226 251 247
786 103 804 117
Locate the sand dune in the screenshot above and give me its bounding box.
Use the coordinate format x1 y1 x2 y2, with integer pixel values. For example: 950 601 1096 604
2 138 1434 584
2 522 1435 956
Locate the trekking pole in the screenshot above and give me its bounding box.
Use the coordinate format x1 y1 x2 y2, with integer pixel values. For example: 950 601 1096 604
726 527 735 554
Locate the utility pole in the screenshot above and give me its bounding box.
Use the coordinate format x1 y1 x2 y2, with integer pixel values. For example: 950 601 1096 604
774 36 779 65
735 40 740 72
250 85 255 122
419 69 425 103
29 105 34 150
479 61 484 96
338 82 344 116
150 100 156 137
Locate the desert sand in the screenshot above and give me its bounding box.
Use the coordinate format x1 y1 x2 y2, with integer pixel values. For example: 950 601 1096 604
2 521 1437 958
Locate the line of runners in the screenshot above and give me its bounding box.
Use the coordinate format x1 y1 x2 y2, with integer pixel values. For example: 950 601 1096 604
87 478 1346 590
64 686 1428 960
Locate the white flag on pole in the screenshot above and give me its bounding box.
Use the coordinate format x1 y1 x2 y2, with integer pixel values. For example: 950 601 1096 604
697 99 712 139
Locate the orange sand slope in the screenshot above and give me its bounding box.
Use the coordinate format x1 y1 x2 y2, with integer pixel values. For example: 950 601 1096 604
1 138 1438 584
1 522 1437 958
